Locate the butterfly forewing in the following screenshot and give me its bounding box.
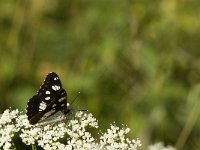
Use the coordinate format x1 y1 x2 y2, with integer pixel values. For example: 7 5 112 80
26 72 68 125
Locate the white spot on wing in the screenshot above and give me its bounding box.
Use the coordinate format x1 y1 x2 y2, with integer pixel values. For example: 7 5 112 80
52 85 60 91
45 91 50 94
58 97 65 102
52 104 56 107
57 86 60 90
45 97 50 100
39 101 47 111
52 85 56 91
54 77 59 80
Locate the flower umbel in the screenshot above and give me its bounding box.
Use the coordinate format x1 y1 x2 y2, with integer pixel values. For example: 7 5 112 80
0 109 141 150
148 142 176 150
0 109 20 150
100 124 141 150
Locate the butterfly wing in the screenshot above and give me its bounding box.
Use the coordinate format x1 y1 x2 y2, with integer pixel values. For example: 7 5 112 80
26 72 67 125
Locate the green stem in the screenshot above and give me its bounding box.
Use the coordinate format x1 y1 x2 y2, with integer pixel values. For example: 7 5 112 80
31 144 37 150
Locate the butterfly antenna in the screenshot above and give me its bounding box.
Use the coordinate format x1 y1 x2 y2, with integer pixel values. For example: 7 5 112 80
70 92 81 106
69 108 88 112
78 109 88 112
70 92 88 112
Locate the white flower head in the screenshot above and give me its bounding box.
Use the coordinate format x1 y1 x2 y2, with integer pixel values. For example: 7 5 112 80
0 109 20 149
99 123 141 150
0 109 142 150
148 142 176 150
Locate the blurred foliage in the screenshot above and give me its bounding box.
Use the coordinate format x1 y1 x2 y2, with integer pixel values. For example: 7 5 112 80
0 0 200 150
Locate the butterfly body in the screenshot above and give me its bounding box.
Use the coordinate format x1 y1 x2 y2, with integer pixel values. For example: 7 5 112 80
26 72 69 125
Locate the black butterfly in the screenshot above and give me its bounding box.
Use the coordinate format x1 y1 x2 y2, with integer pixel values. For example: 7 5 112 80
26 72 71 125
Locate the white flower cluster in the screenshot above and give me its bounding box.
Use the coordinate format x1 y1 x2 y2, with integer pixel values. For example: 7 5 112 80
0 109 20 150
99 125 141 150
0 109 142 150
148 142 176 150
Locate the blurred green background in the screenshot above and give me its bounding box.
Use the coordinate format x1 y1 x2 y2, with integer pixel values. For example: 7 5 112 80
0 0 200 150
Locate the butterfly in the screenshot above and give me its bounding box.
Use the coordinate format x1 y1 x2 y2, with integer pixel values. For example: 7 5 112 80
26 72 71 125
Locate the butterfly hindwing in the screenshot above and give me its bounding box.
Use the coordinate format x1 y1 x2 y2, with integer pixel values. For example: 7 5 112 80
26 72 67 125
26 95 41 121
